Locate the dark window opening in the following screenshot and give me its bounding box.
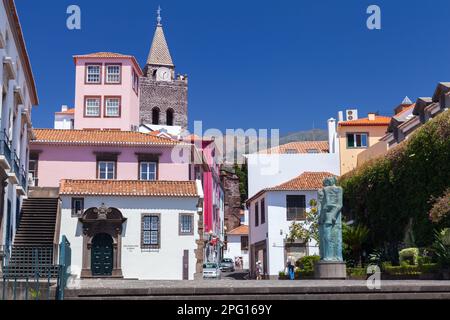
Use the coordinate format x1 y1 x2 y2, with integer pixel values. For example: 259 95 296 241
286 195 306 221
152 108 160 125
166 108 174 126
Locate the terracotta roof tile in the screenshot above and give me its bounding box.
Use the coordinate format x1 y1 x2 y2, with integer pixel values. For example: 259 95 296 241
259 141 329 154
60 179 198 197
55 108 75 115
227 225 249 235
268 171 336 191
73 52 143 75
32 129 185 147
74 52 132 58
339 116 391 127
246 172 336 204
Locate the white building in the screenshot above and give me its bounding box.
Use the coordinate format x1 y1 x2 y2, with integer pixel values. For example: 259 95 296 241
0 0 38 252
224 225 249 270
245 118 340 198
58 179 203 280
54 105 74 129
246 172 334 278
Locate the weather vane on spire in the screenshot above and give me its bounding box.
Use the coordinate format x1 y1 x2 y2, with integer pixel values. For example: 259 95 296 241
157 5 162 26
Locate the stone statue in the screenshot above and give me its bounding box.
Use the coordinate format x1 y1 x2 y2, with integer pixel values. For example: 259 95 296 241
318 176 343 262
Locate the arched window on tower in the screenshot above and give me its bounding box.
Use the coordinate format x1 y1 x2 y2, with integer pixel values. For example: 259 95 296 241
152 107 160 125
166 108 174 126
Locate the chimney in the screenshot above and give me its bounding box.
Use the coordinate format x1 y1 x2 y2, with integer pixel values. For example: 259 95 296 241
368 113 376 121
338 111 344 122
327 118 337 153
61 105 68 112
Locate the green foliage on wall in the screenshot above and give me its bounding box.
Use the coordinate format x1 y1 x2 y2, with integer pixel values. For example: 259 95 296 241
339 110 450 250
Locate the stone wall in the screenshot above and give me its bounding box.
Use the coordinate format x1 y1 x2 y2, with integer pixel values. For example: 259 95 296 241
139 77 188 128
220 167 243 232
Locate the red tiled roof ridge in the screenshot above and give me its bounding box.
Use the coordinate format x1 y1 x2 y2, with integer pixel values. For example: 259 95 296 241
259 140 329 154
32 128 184 146
246 171 336 205
339 115 391 127
227 225 249 235
59 179 198 197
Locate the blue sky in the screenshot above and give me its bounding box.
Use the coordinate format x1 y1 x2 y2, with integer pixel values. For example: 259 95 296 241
15 0 450 134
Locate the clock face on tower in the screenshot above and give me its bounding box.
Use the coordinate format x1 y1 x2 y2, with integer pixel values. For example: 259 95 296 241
156 67 171 82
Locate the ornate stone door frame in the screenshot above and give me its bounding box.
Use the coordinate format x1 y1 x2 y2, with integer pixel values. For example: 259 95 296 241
79 204 126 278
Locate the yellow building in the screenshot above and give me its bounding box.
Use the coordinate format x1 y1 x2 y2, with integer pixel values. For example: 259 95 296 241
337 113 391 175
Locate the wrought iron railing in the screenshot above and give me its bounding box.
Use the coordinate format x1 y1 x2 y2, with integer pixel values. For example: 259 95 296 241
0 240 70 300
11 151 20 177
0 130 12 167
20 166 27 190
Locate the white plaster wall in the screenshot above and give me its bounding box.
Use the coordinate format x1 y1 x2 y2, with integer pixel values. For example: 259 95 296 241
54 115 73 129
59 196 199 280
246 153 340 197
0 1 34 247
249 190 319 276
224 234 249 270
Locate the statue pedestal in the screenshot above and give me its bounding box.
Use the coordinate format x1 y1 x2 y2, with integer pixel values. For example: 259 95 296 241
314 261 346 279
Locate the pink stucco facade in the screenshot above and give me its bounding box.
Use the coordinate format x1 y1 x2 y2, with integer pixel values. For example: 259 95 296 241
73 56 141 131
32 144 190 187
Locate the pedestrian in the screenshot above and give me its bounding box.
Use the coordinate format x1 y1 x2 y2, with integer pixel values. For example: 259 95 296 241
286 256 295 280
256 261 263 280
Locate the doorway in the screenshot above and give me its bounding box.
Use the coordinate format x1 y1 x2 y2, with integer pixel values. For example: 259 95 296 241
91 233 113 276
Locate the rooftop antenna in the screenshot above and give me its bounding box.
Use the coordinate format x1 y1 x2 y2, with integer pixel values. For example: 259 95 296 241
157 5 162 26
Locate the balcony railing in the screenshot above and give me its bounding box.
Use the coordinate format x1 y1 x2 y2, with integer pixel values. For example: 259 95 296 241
20 167 27 190
11 152 19 177
0 130 12 168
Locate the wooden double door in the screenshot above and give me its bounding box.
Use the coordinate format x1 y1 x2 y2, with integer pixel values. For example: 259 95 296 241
91 233 114 276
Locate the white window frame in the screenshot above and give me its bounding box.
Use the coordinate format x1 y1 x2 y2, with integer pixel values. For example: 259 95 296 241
85 97 101 117
347 133 369 148
105 97 120 117
86 64 101 83
106 64 121 84
140 161 157 181
98 161 115 180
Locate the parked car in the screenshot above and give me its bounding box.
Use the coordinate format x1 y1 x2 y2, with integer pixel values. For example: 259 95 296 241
220 258 235 272
203 262 221 279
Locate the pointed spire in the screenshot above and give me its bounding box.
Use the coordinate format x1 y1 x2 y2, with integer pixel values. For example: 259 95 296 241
146 6 174 67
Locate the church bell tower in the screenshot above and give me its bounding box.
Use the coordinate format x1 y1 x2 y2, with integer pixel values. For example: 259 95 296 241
139 7 188 131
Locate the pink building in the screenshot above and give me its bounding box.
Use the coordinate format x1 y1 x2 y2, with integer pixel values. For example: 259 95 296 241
30 129 197 187
72 52 142 131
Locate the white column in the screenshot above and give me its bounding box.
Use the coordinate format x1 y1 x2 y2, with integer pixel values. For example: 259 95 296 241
0 49 4 124
20 122 27 171
2 79 14 136
12 104 22 156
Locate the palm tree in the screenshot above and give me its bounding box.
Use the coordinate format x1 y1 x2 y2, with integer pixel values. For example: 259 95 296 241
343 224 370 267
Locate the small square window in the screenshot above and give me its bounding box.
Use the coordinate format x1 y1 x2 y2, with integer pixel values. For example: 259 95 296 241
140 162 157 180
86 65 101 83
105 97 120 117
106 65 121 83
142 215 160 248
71 198 84 217
179 214 193 235
85 97 100 117
98 161 115 180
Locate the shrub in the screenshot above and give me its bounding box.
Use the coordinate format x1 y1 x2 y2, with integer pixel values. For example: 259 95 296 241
399 248 419 265
339 110 450 250
295 255 320 272
384 265 420 276
347 267 367 277
418 263 439 274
